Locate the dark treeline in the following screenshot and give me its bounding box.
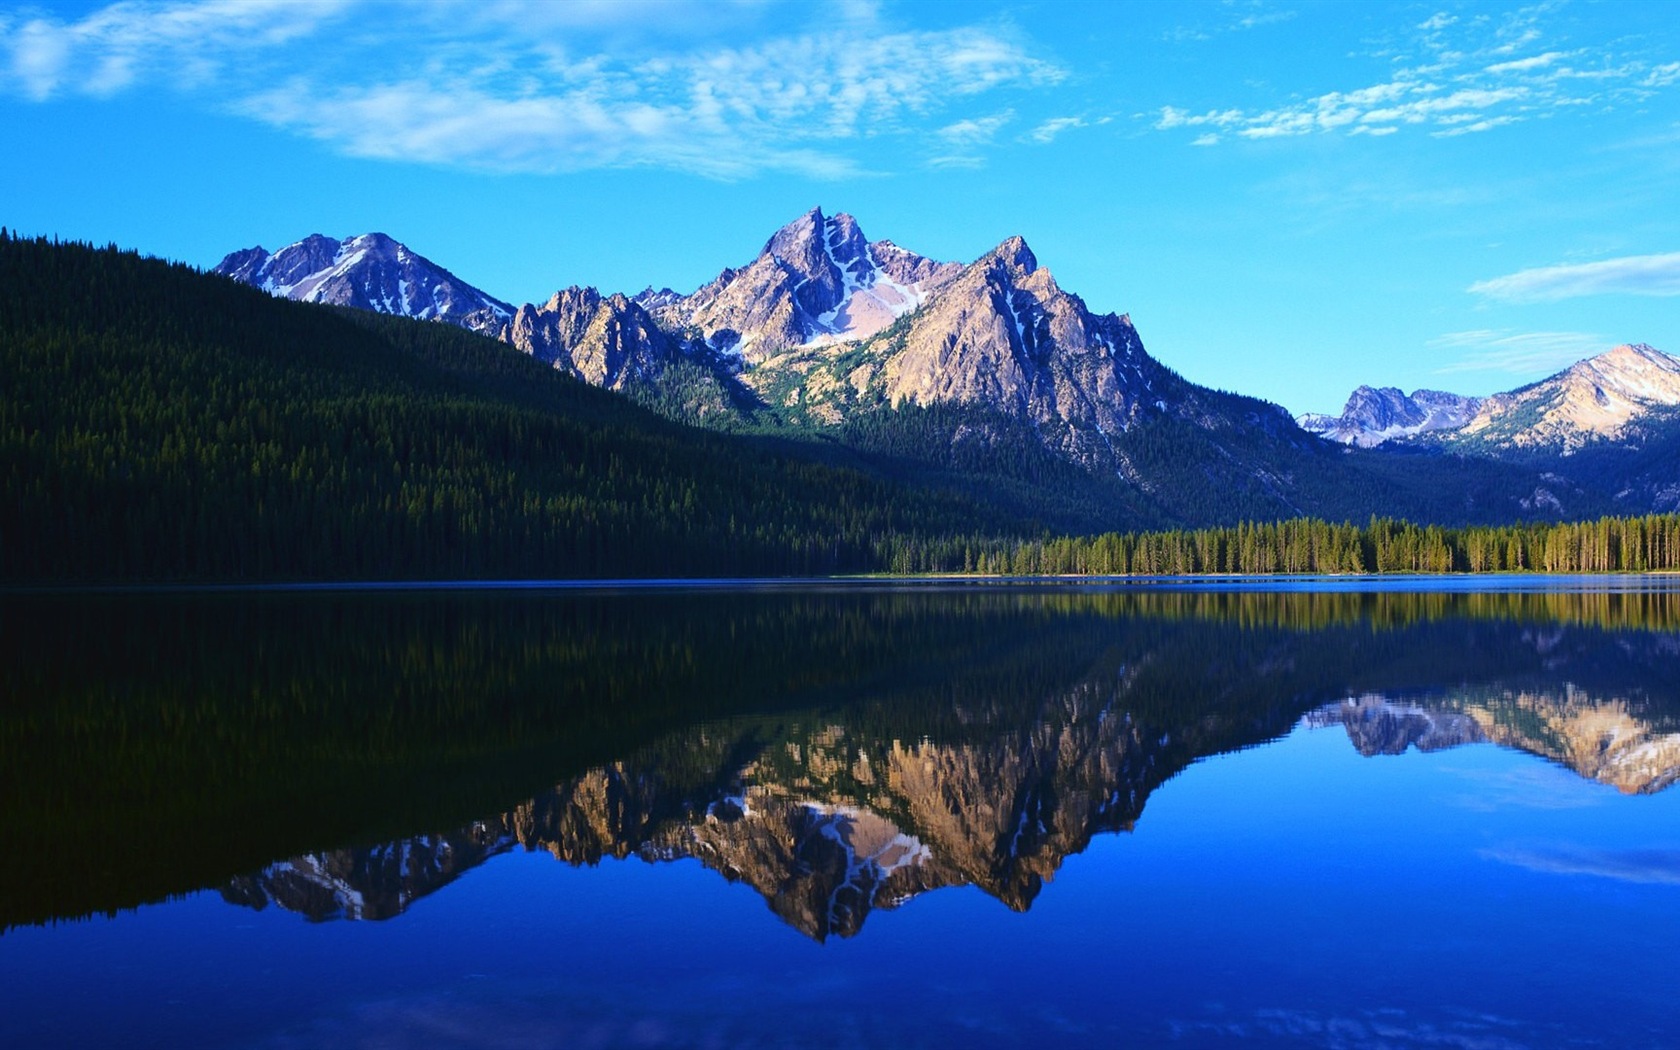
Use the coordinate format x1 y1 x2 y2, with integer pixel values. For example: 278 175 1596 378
872 513 1680 576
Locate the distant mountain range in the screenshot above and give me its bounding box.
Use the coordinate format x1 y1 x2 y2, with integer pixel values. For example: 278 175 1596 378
1302 343 1680 455
219 210 1654 525
216 210 1227 468
1298 387 1483 448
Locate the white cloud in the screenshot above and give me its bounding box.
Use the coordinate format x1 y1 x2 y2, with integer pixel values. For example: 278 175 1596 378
1153 7 1678 146
1 0 1063 179
1030 115 1087 143
3 0 349 100
1485 50 1567 75
939 111 1013 146
1468 252 1680 303
1431 329 1615 375
1165 2 1297 43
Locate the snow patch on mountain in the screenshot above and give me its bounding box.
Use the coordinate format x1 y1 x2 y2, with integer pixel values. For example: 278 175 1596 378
213 233 512 333
1299 386 1483 447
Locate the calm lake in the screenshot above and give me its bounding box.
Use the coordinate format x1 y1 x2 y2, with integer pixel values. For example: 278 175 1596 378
4 578 1680 1048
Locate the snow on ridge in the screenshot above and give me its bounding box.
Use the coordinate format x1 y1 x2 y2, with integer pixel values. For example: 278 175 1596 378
805 216 936 345
220 231 511 327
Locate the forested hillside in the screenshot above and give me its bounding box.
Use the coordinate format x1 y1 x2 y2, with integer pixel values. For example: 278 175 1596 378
0 234 1031 582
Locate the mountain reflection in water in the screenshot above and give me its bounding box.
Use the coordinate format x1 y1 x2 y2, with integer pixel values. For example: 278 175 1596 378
6 583 1680 939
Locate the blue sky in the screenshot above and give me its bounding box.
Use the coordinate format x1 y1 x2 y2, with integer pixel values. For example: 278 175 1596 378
3 0 1677 415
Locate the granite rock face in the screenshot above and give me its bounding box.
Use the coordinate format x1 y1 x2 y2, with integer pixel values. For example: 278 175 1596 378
647 206 963 364
501 286 682 391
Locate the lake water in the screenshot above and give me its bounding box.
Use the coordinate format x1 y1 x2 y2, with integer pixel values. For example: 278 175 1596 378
4 579 1680 1048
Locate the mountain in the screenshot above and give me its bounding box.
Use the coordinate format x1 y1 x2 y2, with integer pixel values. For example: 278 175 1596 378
1306 344 1680 511
498 285 749 421
621 211 1567 527
2 233 1034 584
217 610 1680 939
643 210 1248 465
645 206 963 364
208 212 1605 526
214 232 513 332
1449 342 1680 453
1299 386 1482 447
1305 344 1680 454
501 285 680 391
223 640 1300 940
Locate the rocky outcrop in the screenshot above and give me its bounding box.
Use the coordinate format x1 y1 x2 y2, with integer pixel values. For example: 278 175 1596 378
502 286 682 391
875 236 1169 460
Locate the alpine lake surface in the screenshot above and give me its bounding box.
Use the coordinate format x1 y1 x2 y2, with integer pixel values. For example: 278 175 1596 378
5 576 1680 1050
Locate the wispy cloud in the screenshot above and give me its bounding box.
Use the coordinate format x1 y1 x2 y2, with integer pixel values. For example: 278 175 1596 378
1155 7 1678 144
1431 330 1615 376
1165 1 1297 43
1468 253 1680 303
1030 115 1085 143
3 0 350 99
1484 845 1680 885
1027 114 1114 145
1 0 1063 179
939 111 1013 147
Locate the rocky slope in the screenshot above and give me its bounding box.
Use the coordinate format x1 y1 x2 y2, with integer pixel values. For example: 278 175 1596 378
1451 343 1680 453
646 207 963 364
1299 387 1482 447
500 285 683 392
211 215 1613 522
213 212 1290 470
715 223 1298 470
214 233 512 332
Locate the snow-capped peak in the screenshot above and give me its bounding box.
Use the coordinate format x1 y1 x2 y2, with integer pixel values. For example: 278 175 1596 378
213 232 513 333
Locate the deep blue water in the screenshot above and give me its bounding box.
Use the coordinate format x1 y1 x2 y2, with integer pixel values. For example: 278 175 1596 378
3 580 1678 1048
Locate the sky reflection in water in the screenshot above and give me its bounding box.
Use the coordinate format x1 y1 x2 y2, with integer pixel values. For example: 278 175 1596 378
3 581 1679 1048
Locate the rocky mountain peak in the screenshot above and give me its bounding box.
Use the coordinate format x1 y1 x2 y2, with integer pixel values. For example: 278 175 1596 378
1456 341 1680 452
505 284 681 392
1299 384 1483 448
986 235 1038 277
213 231 512 332
647 208 962 362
